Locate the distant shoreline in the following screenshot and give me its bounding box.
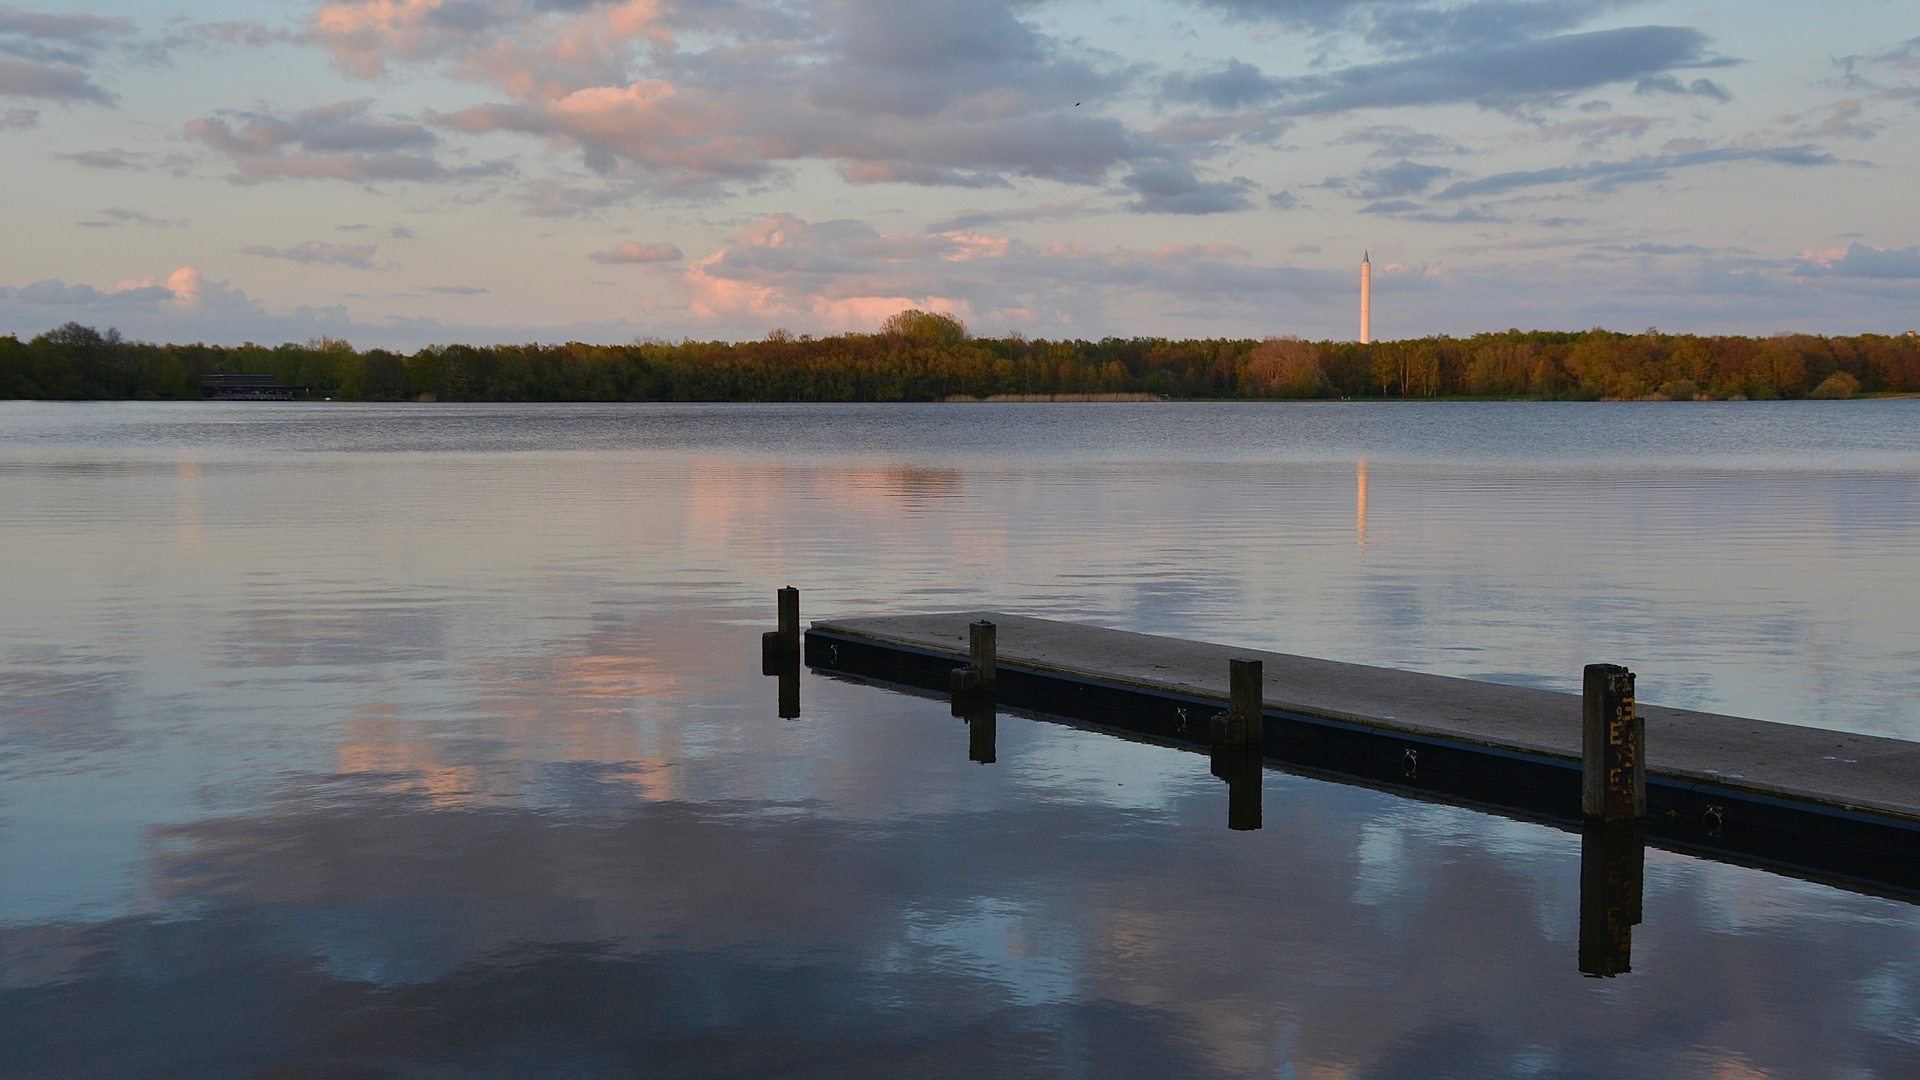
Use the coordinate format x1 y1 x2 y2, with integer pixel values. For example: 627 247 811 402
5 319 1915 404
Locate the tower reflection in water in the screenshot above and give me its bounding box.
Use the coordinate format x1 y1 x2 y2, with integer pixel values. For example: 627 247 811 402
1579 824 1645 977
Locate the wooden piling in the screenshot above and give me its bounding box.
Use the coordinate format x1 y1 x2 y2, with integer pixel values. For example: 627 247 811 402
1582 664 1644 823
1211 658 1264 747
969 621 997 693
762 586 801 664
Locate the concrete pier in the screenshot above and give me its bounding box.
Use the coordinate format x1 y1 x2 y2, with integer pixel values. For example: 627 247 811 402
805 612 1920 895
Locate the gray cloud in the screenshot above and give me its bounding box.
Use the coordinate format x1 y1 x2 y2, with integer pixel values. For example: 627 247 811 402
1362 0 1622 52
1633 74 1731 102
1164 59 1284 110
1433 144 1837 199
1123 164 1254 214
923 199 1097 233
0 5 133 65
423 284 491 295
1267 190 1300 209
0 57 113 103
187 100 512 184
1792 243 1920 280
1 104 31 126
1179 26 1722 116
1332 124 1470 157
241 241 387 269
1360 201 1503 223
1349 158 1453 198
55 147 142 169
588 241 683 264
79 208 185 229
0 5 132 104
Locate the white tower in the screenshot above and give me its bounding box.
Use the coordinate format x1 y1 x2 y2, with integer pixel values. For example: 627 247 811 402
1360 250 1372 344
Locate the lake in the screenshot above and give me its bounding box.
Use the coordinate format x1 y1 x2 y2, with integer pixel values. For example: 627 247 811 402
2 400 1917 1077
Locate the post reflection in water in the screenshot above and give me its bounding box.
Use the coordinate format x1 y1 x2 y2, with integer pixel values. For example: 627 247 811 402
953 690 997 763
763 655 800 718
1578 824 1646 978
1210 747 1263 831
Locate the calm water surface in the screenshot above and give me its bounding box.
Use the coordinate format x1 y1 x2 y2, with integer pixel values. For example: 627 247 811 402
2 401 1918 1077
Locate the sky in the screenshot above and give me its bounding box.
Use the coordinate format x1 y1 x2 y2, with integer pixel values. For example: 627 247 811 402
1 0 1916 348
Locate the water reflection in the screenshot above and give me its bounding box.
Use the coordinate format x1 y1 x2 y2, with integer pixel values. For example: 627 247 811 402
1209 747 1263 831
6 403 1920 1075
1579 824 1646 978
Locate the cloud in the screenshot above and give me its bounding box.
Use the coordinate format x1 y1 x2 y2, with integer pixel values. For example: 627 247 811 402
309 0 671 89
241 241 387 269
0 266 382 346
1193 26 1724 116
1525 115 1661 148
55 147 142 169
0 6 132 103
1633 74 1731 102
2 105 33 126
1348 158 1453 199
1332 124 1470 157
1122 164 1254 214
79 208 185 228
0 6 134 54
677 211 1332 337
1 265 203 311
1791 243 1920 280
1433 144 1837 199
1360 0 1624 52
1164 59 1284 110
588 240 682 263
0 57 113 103
423 284 490 295
924 199 1096 233
186 99 512 184
1779 99 1882 141
1267 191 1299 209
300 0 1158 196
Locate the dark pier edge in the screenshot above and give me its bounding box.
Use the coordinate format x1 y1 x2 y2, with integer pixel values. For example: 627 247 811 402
804 626 1920 903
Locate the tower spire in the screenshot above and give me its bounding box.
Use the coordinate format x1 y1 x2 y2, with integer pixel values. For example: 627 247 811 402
1360 250 1372 344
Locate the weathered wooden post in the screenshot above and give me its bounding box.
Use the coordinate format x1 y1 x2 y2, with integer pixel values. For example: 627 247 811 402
1578 823 1645 977
1211 658 1263 748
951 620 996 700
762 586 800 666
1582 663 1644 823
970 620 996 693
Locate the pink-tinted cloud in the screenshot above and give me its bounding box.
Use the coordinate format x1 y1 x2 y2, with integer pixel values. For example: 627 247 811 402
589 241 682 264
677 212 1318 336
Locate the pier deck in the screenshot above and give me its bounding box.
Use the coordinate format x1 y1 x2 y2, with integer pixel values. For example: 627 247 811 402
805 612 1920 893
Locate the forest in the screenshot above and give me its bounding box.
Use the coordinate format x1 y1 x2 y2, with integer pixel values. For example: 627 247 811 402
3 311 1916 403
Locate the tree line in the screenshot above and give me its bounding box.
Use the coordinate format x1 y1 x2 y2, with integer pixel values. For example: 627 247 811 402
5 312 1917 403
